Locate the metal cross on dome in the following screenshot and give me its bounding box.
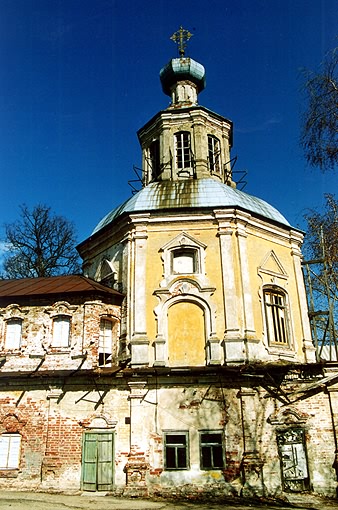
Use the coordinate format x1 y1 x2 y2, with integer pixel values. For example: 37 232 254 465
170 26 193 57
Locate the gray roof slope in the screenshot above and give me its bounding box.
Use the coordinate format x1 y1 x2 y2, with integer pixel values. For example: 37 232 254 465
92 178 290 235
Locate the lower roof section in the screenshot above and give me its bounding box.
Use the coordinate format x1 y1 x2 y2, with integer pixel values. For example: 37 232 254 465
0 274 123 299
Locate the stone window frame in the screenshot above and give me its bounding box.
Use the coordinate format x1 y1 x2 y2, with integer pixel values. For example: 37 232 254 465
45 301 77 352
0 433 21 470
51 314 72 349
199 430 225 470
163 430 189 471
263 285 292 348
0 305 27 353
160 232 206 281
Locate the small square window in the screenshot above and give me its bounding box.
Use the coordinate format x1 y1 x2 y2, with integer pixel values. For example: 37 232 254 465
52 316 70 348
200 432 224 469
0 434 21 469
164 432 189 470
172 249 197 274
5 319 22 350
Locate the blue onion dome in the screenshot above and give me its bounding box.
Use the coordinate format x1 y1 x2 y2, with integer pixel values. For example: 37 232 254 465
160 57 206 97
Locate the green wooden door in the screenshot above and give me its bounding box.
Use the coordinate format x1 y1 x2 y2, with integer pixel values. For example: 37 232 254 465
82 432 114 491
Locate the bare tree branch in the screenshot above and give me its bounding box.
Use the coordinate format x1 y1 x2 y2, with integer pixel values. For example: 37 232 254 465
301 47 338 171
2 204 81 278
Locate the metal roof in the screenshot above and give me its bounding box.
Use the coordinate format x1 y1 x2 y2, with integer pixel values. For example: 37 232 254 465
0 275 123 299
92 178 290 235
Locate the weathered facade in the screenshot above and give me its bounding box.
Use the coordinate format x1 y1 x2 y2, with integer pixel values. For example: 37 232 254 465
1 32 338 500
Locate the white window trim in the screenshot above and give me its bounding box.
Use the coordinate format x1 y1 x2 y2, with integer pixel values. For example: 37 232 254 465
174 131 192 170
0 433 21 469
5 319 22 350
51 315 71 348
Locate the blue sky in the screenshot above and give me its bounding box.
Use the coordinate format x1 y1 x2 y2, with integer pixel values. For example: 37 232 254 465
0 0 337 252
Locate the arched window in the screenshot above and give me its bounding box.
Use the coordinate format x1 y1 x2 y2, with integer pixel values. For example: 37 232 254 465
208 135 221 174
167 301 206 366
264 288 290 345
175 131 192 169
5 319 22 350
99 318 113 367
52 315 70 348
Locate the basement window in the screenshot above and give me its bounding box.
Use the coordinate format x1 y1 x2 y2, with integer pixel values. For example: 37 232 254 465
264 288 290 345
200 431 224 469
52 315 71 348
99 318 113 367
5 319 22 350
164 431 189 470
0 434 21 469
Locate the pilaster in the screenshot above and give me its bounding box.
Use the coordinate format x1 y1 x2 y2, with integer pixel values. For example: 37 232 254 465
238 387 264 497
290 230 316 363
124 381 149 497
216 211 244 364
130 215 150 366
236 214 256 340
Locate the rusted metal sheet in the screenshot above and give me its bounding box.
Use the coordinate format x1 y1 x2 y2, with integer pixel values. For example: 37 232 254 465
0 275 123 298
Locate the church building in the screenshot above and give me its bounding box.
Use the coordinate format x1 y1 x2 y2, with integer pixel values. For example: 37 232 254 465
0 28 337 500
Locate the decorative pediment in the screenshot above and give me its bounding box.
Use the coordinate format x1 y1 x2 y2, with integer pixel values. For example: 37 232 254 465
45 301 77 317
268 407 308 426
87 414 117 429
160 231 206 252
258 250 288 279
1 304 28 321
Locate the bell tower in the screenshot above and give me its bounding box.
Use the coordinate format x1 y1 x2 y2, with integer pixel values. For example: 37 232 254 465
137 27 235 187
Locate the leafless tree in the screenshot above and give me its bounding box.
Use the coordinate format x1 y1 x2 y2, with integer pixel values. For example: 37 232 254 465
2 204 81 278
303 194 338 343
301 47 338 172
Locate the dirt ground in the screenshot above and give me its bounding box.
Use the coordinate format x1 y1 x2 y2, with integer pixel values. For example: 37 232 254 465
0 491 337 510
